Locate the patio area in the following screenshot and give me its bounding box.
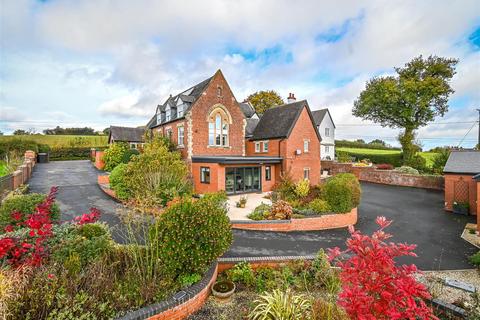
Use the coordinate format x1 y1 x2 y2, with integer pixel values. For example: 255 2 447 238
227 192 272 220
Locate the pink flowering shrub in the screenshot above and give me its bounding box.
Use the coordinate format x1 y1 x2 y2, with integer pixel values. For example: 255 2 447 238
328 216 437 320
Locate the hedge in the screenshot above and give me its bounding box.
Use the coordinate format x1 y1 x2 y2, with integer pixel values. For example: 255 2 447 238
0 139 39 158
49 147 92 160
339 150 403 167
335 140 400 151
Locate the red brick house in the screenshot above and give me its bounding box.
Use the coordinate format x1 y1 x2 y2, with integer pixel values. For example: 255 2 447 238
147 70 321 194
443 150 480 215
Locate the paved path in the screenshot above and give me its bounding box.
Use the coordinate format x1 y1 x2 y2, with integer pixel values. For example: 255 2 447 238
29 161 477 270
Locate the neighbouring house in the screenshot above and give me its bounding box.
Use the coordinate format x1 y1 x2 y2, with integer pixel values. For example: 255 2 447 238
147 69 321 194
312 108 335 160
443 150 480 215
108 126 145 149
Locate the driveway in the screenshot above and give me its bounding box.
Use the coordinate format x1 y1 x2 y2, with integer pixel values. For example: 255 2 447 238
29 161 477 270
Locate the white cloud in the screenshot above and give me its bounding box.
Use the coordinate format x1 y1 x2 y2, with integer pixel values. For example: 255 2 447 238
98 94 148 118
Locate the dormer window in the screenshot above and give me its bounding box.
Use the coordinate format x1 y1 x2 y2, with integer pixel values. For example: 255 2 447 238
156 112 161 125
177 104 184 117
165 106 171 122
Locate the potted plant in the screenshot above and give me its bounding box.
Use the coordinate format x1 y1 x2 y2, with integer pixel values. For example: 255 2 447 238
453 201 469 215
236 195 248 208
211 280 235 299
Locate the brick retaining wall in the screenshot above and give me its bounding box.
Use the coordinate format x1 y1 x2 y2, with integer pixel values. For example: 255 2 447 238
231 208 357 232
0 151 37 197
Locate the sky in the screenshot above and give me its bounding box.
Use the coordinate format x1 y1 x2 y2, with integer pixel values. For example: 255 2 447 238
0 0 479 150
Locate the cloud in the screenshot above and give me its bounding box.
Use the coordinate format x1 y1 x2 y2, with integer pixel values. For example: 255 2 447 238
98 94 149 118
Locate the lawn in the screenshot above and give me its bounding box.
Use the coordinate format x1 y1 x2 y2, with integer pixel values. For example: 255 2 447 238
336 147 438 167
0 135 108 148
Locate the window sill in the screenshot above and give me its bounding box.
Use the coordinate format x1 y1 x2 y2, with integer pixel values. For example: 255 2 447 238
207 145 231 149
177 145 185 149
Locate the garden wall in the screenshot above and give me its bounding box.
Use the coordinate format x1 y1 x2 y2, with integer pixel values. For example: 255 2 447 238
117 263 217 320
321 160 444 190
231 208 357 232
0 151 36 197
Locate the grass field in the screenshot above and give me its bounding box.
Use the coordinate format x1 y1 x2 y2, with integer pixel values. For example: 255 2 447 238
0 135 108 148
337 147 438 167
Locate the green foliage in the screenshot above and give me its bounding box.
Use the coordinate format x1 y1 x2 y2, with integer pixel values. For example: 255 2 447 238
312 249 341 295
312 298 349 320
49 147 92 160
323 173 361 213
0 193 60 233
404 153 428 172
294 179 310 198
308 199 331 214
247 203 271 220
336 151 352 163
227 262 256 287
246 90 285 115
43 126 98 135
0 139 38 158
274 174 297 201
336 139 399 151
109 163 132 200
178 273 202 287
338 150 403 166
395 166 420 175
151 192 232 277
469 251 480 267
432 148 451 174
265 200 293 220
102 142 135 171
249 289 312 320
123 136 192 208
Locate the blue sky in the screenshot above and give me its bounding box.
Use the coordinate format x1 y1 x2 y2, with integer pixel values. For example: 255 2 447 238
1 0 479 149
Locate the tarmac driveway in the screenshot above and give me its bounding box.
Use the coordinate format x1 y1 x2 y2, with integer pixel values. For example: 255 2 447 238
29 160 477 270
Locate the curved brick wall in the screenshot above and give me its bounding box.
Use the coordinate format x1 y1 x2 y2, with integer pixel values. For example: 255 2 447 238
231 207 357 232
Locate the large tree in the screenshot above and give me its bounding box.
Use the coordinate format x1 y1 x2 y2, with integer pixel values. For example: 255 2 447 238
246 90 284 115
353 55 458 163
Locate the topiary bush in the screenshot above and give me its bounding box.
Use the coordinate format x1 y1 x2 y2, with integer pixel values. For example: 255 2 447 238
0 193 60 234
323 173 361 213
308 199 331 214
109 163 131 200
102 142 136 171
151 192 232 277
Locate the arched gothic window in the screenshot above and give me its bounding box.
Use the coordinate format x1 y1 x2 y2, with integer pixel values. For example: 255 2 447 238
208 108 230 146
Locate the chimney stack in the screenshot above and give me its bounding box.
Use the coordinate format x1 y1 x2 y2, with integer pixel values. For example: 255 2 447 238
287 93 296 103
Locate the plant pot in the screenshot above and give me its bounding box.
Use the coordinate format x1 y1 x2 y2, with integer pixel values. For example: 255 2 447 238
211 280 235 299
453 204 469 215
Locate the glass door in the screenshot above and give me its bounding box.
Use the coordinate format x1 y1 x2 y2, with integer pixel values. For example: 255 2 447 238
226 168 234 194
225 167 262 194
234 168 244 193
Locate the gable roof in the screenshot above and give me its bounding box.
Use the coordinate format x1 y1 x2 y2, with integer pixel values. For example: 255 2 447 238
245 118 260 138
148 74 214 128
311 108 336 128
109 126 145 143
474 173 480 181
239 101 256 119
443 150 480 174
250 100 321 141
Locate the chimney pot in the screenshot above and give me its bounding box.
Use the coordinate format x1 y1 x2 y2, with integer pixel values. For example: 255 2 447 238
287 93 296 103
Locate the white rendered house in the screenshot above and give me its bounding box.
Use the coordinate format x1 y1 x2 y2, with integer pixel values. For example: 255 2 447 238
312 109 335 160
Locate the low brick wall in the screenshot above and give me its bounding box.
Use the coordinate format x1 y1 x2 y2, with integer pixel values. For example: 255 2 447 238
95 151 105 170
0 151 37 197
116 263 217 320
98 175 110 185
231 208 357 232
218 255 317 273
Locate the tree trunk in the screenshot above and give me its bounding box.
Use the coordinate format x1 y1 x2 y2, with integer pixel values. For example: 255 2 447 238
399 128 415 164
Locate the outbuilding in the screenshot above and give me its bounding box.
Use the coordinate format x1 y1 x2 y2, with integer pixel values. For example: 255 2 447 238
443 150 480 215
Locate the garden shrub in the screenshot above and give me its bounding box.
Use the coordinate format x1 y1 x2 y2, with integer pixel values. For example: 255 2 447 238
404 154 428 172
178 273 202 287
323 173 361 213
227 261 256 287
432 148 450 175
123 136 192 208
395 165 420 175
0 193 60 234
469 251 480 267
249 289 312 320
312 298 349 320
247 203 271 220
151 192 232 277
339 150 403 167
49 147 91 160
109 163 131 200
376 163 394 170
264 200 292 220
273 173 296 201
102 142 136 171
308 199 330 214
336 151 352 163
0 139 38 158
294 179 310 198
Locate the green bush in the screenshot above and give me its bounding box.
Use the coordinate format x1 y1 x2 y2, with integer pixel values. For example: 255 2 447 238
109 163 132 200
469 251 480 267
249 289 312 320
404 154 427 172
323 173 361 213
432 148 450 174
336 139 400 151
123 136 192 207
49 147 92 160
308 199 331 214
336 151 352 163
0 139 38 158
395 166 420 175
227 261 256 287
0 193 60 233
274 173 297 201
151 192 232 277
102 142 136 171
339 150 403 167
248 203 271 220
294 179 310 198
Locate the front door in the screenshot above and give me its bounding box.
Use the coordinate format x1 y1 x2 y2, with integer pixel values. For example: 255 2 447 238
225 167 261 194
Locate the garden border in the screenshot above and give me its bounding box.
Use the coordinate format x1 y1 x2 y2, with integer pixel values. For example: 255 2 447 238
230 207 357 232
116 262 218 320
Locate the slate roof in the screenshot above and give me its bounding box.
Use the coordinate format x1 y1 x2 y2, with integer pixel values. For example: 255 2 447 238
109 126 145 143
474 173 480 181
239 101 256 119
443 150 480 174
148 75 214 128
311 108 336 128
250 100 321 141
245 118 260 138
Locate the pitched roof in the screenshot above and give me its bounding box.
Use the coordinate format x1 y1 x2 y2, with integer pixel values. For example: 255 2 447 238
109 126 145 143
148 75 214 128
250 100 321 141
443 150 480 174
474 173 480 181
311 108 336 128
245 118 260 137
239 101 256 119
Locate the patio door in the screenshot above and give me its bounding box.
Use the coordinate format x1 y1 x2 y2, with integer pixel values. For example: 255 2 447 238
225 167 261 194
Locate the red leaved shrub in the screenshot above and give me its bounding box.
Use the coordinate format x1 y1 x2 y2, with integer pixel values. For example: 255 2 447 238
328 216 436 320
376 163 394 170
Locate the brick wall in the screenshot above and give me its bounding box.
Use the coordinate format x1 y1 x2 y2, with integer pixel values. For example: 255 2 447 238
444 174 478 215
231 207 358 232
95 151 105 170
0 151 37 197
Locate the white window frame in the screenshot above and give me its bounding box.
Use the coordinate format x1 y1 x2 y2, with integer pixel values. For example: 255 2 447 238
177 126 184 147
165 106 171 122
263 140 269 152
325 145 330 153
265 166 271 181
304 167 310 180
255 142 261 153
304 139 310 153
208 112 229 147
177 104 184 118
325 127 330 137
200 167 210 184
